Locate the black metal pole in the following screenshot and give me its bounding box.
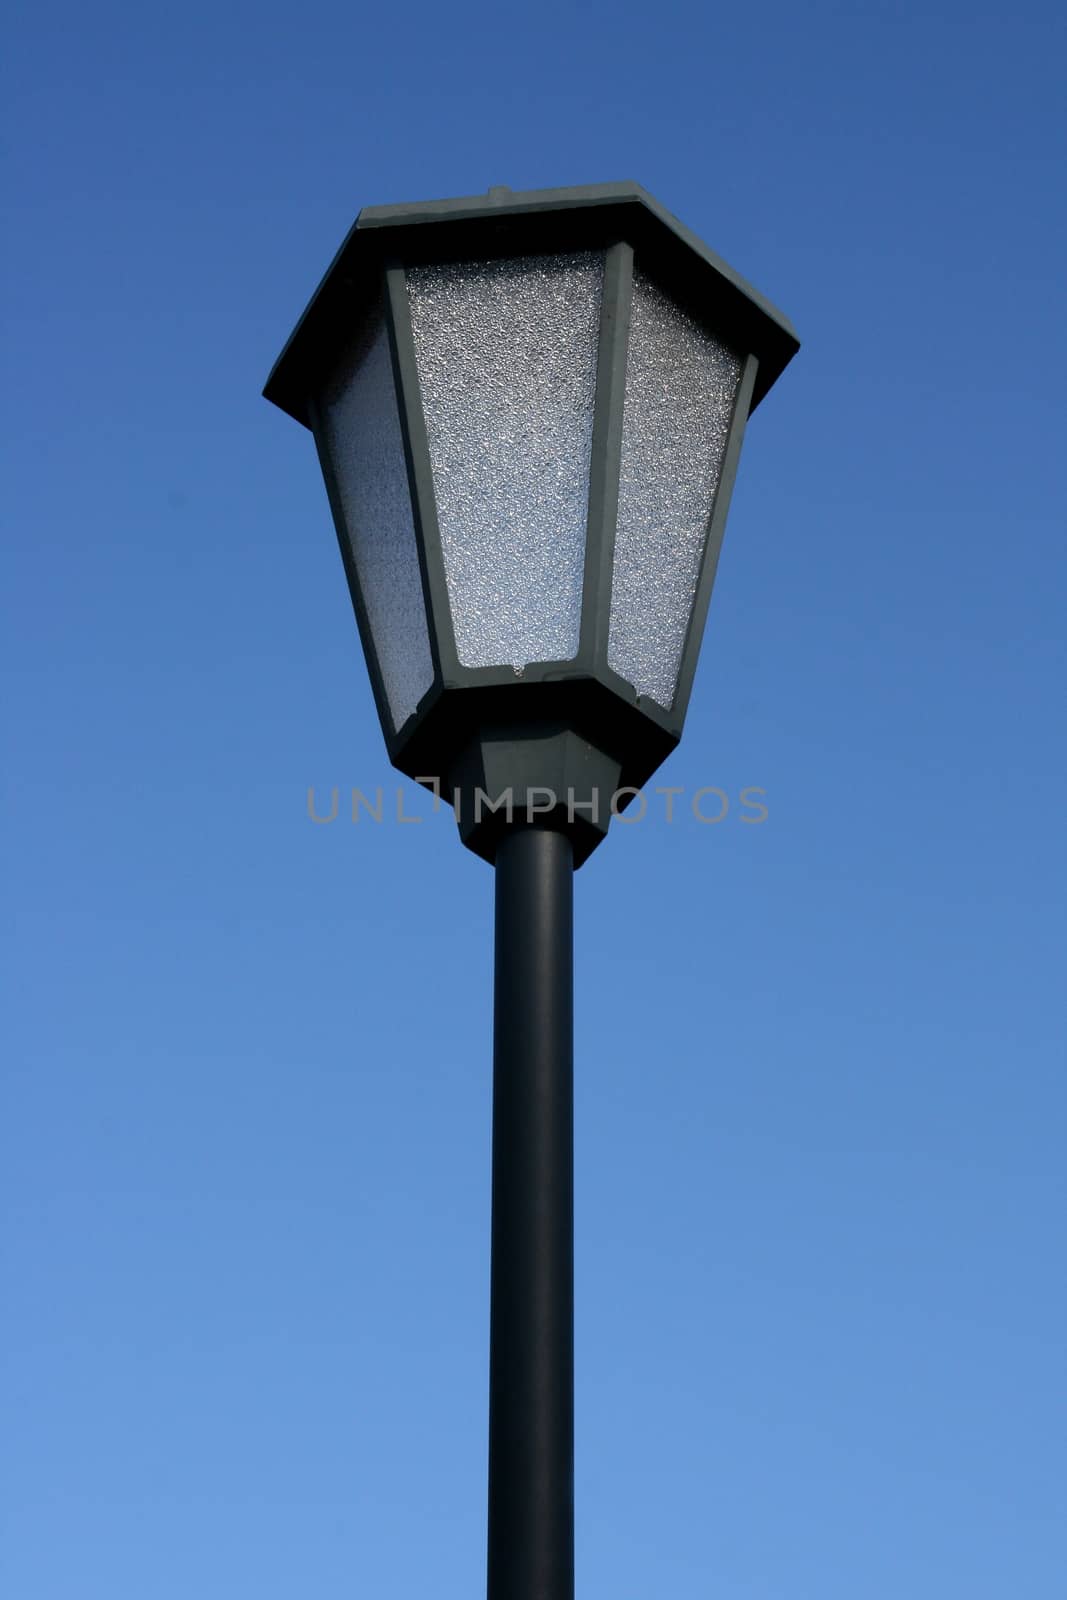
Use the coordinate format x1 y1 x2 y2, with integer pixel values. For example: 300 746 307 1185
488 825 574 1600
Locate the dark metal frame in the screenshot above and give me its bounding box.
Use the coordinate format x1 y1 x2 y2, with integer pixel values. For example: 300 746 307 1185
265 183 799 865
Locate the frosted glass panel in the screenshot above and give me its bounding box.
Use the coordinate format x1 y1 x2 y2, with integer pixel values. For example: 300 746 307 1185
608 270 742 709
407 252 603 670
320 315 434 731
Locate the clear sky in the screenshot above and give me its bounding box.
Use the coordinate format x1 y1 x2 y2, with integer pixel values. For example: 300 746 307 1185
3 2 1065 1596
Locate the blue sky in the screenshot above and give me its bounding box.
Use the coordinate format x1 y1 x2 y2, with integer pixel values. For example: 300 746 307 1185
3 1 1065 1596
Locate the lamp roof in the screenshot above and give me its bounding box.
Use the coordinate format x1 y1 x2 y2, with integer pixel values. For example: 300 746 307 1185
263 181 799 428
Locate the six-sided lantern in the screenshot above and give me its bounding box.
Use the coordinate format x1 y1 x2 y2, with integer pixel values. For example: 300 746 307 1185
264 182 799 864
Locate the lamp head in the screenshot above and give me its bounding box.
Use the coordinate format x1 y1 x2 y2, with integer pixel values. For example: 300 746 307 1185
265 183 798 865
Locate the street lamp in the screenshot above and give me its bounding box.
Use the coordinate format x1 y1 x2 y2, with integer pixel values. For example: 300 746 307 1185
264 182 798 1600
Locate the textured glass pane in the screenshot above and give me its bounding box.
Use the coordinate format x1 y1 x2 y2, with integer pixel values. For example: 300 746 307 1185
608 270 743 709
407 252 603 670
320 314 434 731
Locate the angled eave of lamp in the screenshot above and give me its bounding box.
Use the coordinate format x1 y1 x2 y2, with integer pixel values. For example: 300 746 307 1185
263 182 799 865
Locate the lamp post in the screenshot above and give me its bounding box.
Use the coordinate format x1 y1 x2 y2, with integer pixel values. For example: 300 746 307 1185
264 182 798 1600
